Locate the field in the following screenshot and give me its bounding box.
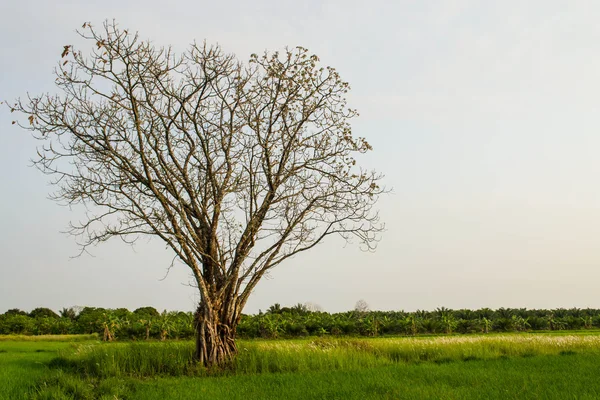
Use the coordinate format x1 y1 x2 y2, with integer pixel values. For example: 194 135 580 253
2 333 600 399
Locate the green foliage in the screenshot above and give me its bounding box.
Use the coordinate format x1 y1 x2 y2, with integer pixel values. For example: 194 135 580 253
59 308 77 320
29 308 60 319
76 307 107 334
4 308 28 316
0 313 35 335
133 307 160 318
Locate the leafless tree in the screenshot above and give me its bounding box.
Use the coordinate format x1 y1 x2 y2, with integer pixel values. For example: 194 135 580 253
9 20 385 366
354 299 370 314
304 302 323 312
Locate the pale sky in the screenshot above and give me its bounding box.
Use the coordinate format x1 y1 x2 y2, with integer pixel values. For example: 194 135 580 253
2 0 600 314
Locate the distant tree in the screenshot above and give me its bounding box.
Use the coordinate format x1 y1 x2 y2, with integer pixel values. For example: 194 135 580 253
440 314 457 334
360 314 380 336
434 307 453 319
77 307 106 334
476 308 495 319
266 303 282 314
582 316 594 330
290 303 310 315
305 302 324 312
137 317 155 340
9 21 384 366
511 315 530 332
4 309 27 316
480 317 492 334
1 314 34 334
133 307 160 318
402 315 421 336
29 308 60 319
496 308 514 319
59 307 78 320
157 310 175 341
101 312 123 341
171 311 194 339
33 317 56 335
354 299 370 314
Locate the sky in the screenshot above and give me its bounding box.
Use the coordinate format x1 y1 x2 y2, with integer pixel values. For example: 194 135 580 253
2 0 600 314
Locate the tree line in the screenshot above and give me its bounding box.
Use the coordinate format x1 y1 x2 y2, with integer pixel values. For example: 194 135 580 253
2 305 600 340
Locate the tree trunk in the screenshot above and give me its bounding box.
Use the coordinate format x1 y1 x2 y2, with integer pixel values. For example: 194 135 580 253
193 302 238 367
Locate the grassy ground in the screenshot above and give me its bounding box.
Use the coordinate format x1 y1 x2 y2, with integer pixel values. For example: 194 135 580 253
132 354 600 400
0 341 82 400
3 333 600 399
0 334 98 342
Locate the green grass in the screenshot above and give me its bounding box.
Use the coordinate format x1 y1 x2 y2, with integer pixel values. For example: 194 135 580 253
4 333 600 399
130 353 600 400
0 341 91 400
46 333 600 377
0 334 99 342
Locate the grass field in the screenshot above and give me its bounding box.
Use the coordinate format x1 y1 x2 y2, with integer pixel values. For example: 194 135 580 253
2 333 600 399
0 341 75 400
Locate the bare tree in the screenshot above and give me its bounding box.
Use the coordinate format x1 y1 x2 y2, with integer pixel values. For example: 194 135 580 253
354 299 370 314
8 21 385 366
304 302 323 312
